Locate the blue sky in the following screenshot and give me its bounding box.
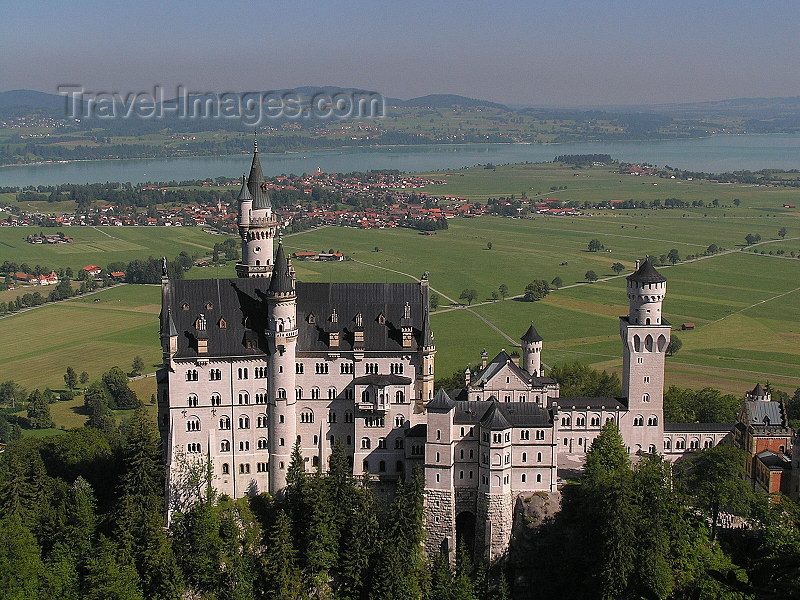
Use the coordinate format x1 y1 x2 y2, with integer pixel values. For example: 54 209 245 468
1 0 798 105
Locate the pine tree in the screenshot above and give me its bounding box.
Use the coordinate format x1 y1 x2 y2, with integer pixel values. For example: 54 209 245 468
82 536 145 600
26 388 53 429
337 474 379 597
0 513 44 600
264 510 303 600
304 475 338 591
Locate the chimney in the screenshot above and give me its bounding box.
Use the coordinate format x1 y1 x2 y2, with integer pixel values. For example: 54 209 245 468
464 366 471 387
635 259 640 271
481 349 488 369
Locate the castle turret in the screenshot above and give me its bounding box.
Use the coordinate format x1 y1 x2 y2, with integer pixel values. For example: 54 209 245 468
236 141 278 278
266 241 298 492
521 323 543 377
620 259 669 455
746 383 771 402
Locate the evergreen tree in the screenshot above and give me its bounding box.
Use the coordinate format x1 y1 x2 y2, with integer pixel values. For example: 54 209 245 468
172 500 223 595
82 536 145 600
337 474 380 597
0 513 44 600
304 475 338 593
84 380 115 433
264 510 303 600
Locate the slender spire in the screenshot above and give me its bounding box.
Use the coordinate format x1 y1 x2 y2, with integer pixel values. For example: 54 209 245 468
247 138 270 210
237 173 251 202
268 240 293 294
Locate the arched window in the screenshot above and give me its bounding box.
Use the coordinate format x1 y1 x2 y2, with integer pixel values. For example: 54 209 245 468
676 439 686 450
238 392 249 405
395 414 405 428
221 463 229 475
537 452 542 462
257 438 268 450
219 416 230 430
295 387 303 400
645 335 654 352
328 410 337 423
220 439 230 452
664 438 671 450
186 417 201 432
536 474 542 483
561 416 571 426
633 416 644 427
239 415 250 429
255 392 267 404
210 393 221 406
657 334 667 352
188 394 198 407
328 387 337 399
690 439 699 449
361 437 371 449
633 335 641 352
521 473 527 483
300 409 314 424
311 387 320 400
395 390 405 403
643 393 650 403
647 416 658 426
522 452 527 463
576 416 585 426
361 389 370 403
362 460 369 473
257 414 267 428
277 388 286 399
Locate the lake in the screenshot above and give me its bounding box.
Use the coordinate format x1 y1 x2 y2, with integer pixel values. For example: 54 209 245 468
1 134 799 187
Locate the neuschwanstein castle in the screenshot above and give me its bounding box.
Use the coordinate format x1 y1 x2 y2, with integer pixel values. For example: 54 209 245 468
157 143 795 560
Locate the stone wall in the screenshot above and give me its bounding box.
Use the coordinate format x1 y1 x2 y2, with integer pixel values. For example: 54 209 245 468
425 489 455 556
476 491 514 560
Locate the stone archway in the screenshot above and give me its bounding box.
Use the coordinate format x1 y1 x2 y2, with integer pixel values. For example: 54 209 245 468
456 511 476 554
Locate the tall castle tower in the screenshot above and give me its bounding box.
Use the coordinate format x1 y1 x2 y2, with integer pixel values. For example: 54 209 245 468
266 241 298 492
521 323 543 377
619 259 670 454
236 140 279 278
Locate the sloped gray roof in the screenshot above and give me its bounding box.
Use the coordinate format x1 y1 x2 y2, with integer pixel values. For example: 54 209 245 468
427 389 455 411
750 383 766 397
558 397 626 410
627 258 666 284
481 402 512 430
471 351 530 387
352 374 412 386
268 244 293 294
664 423 733 433
453 400 551 428
247 142 270 210
521 323 543 343
164 278 431 358
237 174 251 202
744 400 785 427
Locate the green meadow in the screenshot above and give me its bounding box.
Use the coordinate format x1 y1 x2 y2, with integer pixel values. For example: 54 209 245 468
2 162 799 434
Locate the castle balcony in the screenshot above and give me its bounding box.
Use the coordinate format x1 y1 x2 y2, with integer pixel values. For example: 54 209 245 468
264 329 298 341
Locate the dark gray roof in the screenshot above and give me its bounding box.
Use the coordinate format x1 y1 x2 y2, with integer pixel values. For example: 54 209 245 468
453 400 551 428
237 174 251 202
352 374 412 386
750 383 766 397
521 323 543 343
427 389 455 411
664 423 733 433
406 423 427 438
247 141 270 210
481 402 512 430
756 450 791 469
164 278 431 358
268 244 293 294
743 401 785 427
557 397 626 410
627 258 666 284
471 351 531 387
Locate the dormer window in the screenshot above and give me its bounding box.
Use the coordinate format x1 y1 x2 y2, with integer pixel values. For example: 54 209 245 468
205 302 213 310
195 314 207 331
218 317 227 329
181 302 189 311
307 313 316 324
376 312 386 325
354 312 363 328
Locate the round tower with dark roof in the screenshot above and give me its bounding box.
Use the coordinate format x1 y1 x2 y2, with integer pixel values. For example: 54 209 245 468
236 140 279 278
619 258 670 455
521 323 543 377
266 240 299 492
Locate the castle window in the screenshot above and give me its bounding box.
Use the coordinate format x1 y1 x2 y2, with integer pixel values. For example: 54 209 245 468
563 438 568 446
376 312 386 325
690 439 699 450
239 416 250 429
280 438 284 446
188 394 198 407
395 415 405 428
492 433 501 444
664 439 671 450
522 452 527 462
257 462 268 472
436 452 440 462
504 453 510 465
536 474 542 483
341 363 354 374
238 392 249 405
328 410 337 423
307 313 316 324
186 369 198 381
300 409 314 423
460 449 464 459
218 317 226 329
649 444 657 453
676 439 685 450
470 449 474 459
295 388 303 400
311 387 320 400
459 471 464 480
219 416 230 430
255 393 267 404
633 335 641 352
590 416 600 427
222 463 229 475
561 416 571 427
504 432 511 442
186 418 200 432
255 367 267 379
645 335 654 352
181 303 189 311
239 463 250 474
395 438 404 449
277 388 286 399
239 440 250 451
483 432 490 443
347 435 352 445
345 411 353 423
504 475 509 485
520 395 526 402
395 390 405 403
644 376 650 384
397 461 404 473
637 357 643 364
328 387 337 399
647 416 658 426
187 443 201 453
378 438 386 449
504 395 511 403
436 429 441 440
633 416 644 427
312 456 319 467
537 452 542 462
643 393 650 402
576 416 585 427
361 437 371 450
237 367 249 380
257 414 267 428
536 430 544 440
296 363 304 374
210 369 222 381
220 440 230 452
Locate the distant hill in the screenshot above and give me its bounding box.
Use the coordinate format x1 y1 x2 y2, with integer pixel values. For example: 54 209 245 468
0 89 65 116
387 94 508 110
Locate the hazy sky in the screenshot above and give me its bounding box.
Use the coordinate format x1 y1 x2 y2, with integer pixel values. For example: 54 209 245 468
2 0 798 106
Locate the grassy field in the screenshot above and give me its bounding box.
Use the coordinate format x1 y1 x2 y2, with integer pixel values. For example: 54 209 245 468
2 163 799 435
